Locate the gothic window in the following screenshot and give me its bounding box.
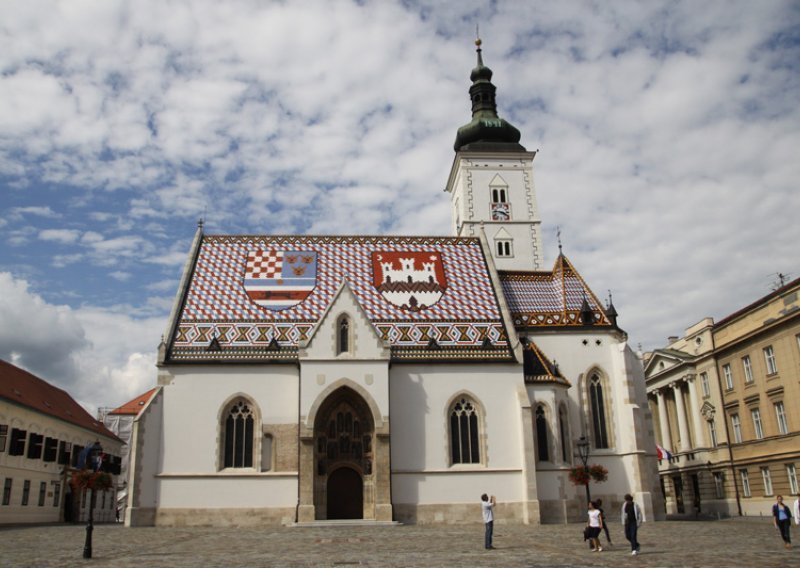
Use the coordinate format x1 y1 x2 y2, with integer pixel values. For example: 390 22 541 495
223 399 255 469
589 373 610 449
337 315 351 355
535 405 549 462
450 396 481 464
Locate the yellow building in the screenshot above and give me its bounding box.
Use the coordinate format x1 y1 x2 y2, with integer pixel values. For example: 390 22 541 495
645 277 800 517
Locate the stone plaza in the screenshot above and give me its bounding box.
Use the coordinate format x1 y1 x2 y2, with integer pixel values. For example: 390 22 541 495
0 517 796 567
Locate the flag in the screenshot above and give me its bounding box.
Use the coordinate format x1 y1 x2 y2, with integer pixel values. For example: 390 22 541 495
656 444 672 460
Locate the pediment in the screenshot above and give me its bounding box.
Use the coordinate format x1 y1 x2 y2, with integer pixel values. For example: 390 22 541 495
489 173 508 187
301 278 389 361
493 227 512 240
644 349 693 377
700 401 715 421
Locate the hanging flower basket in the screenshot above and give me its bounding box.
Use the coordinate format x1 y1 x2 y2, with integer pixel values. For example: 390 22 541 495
569 465 591 486
568 464 609 486
71 470 113 491
588 464 609 483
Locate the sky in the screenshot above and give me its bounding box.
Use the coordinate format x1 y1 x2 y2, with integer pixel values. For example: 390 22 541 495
1 0 799 415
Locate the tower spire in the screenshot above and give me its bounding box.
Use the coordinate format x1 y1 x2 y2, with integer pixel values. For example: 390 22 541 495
453 36 525 152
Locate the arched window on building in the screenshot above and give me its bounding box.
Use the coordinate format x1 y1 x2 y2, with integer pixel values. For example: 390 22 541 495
223 399 255 468
589 374 610 449
449 396 481 464
337 315 351 355
535 405 550 462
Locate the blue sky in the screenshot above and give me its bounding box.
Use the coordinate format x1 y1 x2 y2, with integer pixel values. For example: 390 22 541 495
1 0 799 413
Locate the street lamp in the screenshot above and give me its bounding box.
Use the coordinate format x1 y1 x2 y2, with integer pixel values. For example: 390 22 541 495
577 435 591 504
83 441 103 559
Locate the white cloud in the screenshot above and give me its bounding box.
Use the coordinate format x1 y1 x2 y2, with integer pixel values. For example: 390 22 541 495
8 206 60 220
0 271 87 385
0 272 162 413
39 228 81 243
0 0 798 369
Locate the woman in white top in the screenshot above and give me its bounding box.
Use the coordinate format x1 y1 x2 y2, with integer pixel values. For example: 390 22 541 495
586 500 604 552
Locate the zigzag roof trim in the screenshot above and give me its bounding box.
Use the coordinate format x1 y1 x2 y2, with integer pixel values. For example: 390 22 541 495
499 254 612 329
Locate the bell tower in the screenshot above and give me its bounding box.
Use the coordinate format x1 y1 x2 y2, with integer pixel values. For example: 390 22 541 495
445 37 543 271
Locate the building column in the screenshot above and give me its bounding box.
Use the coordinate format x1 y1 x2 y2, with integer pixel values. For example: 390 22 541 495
686 375 705 448
655 389 673 452
671 381 692 452
518 390 540 524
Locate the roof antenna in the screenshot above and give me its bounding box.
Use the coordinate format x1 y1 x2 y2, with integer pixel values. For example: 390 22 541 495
770 272 790 291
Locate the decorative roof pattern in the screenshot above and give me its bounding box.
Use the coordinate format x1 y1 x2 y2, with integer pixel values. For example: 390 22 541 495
169 235 511 361
500 254 611 328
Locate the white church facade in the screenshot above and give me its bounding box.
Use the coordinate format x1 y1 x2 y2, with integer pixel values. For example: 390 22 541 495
126 41 663 527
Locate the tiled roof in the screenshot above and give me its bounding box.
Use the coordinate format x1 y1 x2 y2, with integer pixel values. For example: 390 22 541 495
500 254 611 329
168 235 512 362
523 341 571 386
0 359 121 441
108 388 157 416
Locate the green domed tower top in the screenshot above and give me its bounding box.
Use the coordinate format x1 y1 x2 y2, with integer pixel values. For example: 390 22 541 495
453 38 526 152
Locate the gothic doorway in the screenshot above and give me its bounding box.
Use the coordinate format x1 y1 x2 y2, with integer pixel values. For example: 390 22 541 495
313 387 374 520
327 467 363 519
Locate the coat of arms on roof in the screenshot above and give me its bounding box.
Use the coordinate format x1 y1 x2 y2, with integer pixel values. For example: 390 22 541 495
243 249 318 311
371 251 447 312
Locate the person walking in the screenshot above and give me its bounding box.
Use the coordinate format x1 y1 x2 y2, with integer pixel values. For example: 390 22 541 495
621 493 643 555
596 498 612 546
481 493 496 550
586 500 604 552
773 495 793 549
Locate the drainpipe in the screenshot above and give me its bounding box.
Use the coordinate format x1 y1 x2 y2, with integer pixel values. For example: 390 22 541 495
296 360 301 524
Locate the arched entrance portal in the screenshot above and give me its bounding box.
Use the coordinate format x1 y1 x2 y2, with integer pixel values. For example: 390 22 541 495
327 467 363 519
313 387 374 520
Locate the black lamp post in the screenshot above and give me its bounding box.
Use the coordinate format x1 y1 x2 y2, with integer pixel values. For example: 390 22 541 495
577 436 591 505
83 442 103 559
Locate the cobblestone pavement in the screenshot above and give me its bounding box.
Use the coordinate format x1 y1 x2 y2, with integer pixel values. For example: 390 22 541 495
0 518 796 567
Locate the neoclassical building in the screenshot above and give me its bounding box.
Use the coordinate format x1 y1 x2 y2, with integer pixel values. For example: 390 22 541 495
645 277 800 517
127 41 662 527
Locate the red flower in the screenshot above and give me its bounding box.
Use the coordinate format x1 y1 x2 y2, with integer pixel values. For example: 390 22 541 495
568 464 608 486
71 470 113 491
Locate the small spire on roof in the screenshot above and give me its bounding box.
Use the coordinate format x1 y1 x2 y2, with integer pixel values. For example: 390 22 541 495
475 26 485 68
605 289 619 327
580 293 594 325
557 226 563 255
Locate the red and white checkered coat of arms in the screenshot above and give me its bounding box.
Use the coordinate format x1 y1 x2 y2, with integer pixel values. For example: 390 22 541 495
243 250 317 311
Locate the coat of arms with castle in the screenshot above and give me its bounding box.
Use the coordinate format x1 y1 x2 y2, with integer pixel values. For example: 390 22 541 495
371 251 447 311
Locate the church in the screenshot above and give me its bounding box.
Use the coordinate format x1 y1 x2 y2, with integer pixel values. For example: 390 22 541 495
126 40 663 527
